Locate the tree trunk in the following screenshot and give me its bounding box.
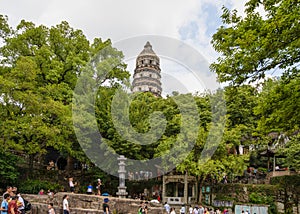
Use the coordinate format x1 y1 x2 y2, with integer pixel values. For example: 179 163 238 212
28 154 34 179
66 155 73 172
197 176 205 204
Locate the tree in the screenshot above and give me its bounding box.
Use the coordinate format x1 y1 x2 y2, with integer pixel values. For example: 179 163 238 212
0 16 130 175
211 0 300 85
282 133 300 171
156 90 251 203
254 77 300 134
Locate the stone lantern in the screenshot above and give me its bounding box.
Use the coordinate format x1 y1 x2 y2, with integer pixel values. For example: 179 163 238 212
116 155 128 198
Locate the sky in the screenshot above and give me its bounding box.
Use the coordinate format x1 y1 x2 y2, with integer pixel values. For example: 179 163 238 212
0 0 249 94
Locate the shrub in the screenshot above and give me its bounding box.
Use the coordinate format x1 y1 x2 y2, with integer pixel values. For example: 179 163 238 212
19 179 63 194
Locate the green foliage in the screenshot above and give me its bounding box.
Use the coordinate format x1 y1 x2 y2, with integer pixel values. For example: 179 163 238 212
214 184 278 213
0 15 130 172
254 77 300 134
249 192 266 204
211 0 300 85
0 150 21 186
19 179 63 194
282 134 300 170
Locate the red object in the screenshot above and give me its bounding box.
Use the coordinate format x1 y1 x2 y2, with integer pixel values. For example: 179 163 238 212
8 200 20 214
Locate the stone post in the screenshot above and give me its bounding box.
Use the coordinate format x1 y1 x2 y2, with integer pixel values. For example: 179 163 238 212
184 170 188 204
162 175 166 203
116 155 128 198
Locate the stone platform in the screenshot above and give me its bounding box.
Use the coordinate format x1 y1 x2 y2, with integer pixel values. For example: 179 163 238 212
23 192 164 214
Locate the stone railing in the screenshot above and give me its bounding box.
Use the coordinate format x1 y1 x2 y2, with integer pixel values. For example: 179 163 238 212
265 170 297 184
23 192 164 214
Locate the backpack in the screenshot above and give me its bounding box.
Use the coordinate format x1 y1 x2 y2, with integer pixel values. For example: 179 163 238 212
24 198 32 211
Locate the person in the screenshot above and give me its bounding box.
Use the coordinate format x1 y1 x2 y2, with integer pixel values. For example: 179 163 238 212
96 179 102 195
180 204 185 214
103 198 110 214
16 193 25 214
157 194 161 202
138 201 148 214
1 193 10 214
68 177 76 193
204 207 209 214
144 201 148 214
47 190 54 197
11 187 18 197
216 208 221 214
138 201 144 214
193 206 200 214
8 196 20 214
38 189 44 195
188 205 193 214
170 207 176 214
198 205 204 214
47 160 56 170
253 168 257 177
3 186 13 199
222 209 228 214
164 202 170 214
48 203 55 214
62 195 69 214
86 184 93 195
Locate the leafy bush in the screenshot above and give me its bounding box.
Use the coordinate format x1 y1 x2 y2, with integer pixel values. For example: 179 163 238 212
19 179 63 194
0 151 21 187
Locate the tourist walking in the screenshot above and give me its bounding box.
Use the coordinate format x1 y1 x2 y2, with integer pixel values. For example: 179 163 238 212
164 202 170 214
16 193 25 214
8 196 20 214
170 207 176 214
48 203 56 214
1 193 10 214
62 195 70 214
198 205 204 214
103 198 110 214
180 204 185 214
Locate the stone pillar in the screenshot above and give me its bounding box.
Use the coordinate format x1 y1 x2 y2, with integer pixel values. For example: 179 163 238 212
162 175 166 203
184 171 188 204
273 156 276 172
116 155 128 198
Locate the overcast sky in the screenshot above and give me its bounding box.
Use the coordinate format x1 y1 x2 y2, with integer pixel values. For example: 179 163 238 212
0 0 248 94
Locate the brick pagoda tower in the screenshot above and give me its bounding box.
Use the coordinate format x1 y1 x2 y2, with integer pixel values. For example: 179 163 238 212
132 41 162 96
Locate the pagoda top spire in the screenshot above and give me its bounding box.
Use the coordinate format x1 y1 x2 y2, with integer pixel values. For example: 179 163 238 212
138 41 158 57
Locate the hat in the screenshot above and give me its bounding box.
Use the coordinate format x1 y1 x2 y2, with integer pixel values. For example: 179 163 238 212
104 198 109 203
98 178 101 182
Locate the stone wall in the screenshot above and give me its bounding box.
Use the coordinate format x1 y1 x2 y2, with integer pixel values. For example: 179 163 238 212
23 192 164 214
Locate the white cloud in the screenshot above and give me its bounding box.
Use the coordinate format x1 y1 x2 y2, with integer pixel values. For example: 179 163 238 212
0 0 249 94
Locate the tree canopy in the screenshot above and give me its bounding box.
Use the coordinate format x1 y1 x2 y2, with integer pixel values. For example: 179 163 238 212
211 0 300 85
0 15 130 170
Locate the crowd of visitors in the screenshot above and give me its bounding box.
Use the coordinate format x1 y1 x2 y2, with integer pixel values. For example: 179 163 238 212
164 202 227 214
0 186 28 214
